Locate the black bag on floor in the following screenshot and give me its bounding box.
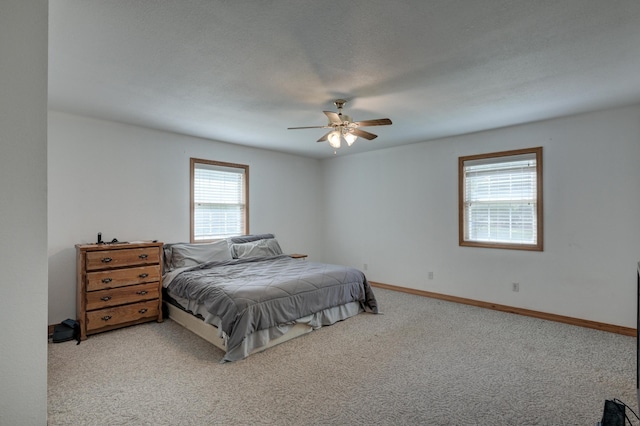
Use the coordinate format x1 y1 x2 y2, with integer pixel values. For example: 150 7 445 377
600 399 625 426
52 319 80 344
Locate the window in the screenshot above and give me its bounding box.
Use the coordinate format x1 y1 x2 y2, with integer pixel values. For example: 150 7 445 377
459 147 543 251
190 158 249 242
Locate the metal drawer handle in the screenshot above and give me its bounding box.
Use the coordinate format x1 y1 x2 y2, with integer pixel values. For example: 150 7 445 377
139 308 148 314
139 273 149 278
101 315 112 321
100 296 112 301
102 278 112 284
136 290 148 295
139 254 148 259
101 257 112 263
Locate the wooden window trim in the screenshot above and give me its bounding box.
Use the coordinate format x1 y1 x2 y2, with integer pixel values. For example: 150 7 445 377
190 158 249 243
458 147 543 251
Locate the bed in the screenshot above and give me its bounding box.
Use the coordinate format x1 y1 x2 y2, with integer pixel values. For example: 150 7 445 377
162 234 378 362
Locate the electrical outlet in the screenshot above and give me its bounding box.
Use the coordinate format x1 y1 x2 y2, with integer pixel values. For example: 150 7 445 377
428 271 434 280
363 263 368 271
512 282 520 292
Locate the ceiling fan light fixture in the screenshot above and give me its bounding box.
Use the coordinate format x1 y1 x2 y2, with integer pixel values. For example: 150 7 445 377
328 130 341 148
343 131 357 146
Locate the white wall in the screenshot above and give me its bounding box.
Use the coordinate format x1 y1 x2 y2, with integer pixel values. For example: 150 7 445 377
321 105 640 328
48 111 322 324
49 105 640 329
0 0 48 424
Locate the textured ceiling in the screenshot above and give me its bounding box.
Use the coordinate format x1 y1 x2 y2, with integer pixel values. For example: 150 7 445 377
48 0 640 159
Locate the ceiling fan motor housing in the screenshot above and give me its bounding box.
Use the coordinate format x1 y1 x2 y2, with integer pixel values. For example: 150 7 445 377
331 114 352 125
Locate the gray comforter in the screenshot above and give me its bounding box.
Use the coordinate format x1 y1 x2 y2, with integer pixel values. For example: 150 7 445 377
166 255 378 357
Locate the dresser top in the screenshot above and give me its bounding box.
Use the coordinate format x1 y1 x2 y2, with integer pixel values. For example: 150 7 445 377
76 241 163 251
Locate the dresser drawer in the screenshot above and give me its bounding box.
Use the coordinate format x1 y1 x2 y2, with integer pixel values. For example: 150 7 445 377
85 247 161 271
86 282 159 311
85 300 159 332
86 265 160 291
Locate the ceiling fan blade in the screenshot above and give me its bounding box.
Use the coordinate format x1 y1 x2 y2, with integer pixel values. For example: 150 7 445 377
352 128 378 140
287 125 329 130
317 131 332 142
323 111 343 125
353 118 392 127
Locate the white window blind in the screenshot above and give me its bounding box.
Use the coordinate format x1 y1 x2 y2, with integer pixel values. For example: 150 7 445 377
193 162 246 241
462 152 538 246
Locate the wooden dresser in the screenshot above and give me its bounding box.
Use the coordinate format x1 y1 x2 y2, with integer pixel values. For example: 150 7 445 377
76 241 164 340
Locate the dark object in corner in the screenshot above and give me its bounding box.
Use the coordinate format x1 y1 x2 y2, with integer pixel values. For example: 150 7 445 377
52 319 80 345
600 399 625 426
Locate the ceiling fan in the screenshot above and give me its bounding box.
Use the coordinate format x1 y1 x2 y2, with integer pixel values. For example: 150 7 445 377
288 99 392 152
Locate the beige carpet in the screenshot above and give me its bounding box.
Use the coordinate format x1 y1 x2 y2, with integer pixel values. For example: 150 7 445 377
48 288 636 425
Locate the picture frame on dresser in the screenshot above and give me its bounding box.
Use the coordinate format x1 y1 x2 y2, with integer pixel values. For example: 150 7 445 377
75 241 164 340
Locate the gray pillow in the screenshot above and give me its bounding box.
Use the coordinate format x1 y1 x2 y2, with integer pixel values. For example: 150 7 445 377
167 240 232 270
231 238 283 259
227 233 275 244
